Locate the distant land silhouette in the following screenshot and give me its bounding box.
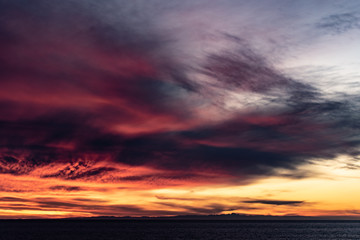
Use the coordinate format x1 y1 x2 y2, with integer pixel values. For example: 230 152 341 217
57 214 360 221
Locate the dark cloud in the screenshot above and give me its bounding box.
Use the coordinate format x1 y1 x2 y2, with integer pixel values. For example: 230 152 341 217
42 165 117 180
49 185 82 191
0 151 54 175
0 0 359 184
201 49 288 93
155 195 203 201
0 196 199 216
316 12 360 34
36 200 84 209
243 199 305 206
0 187 27 193
72 198 108 203
156 202 256 215
0 197 31 202
118 173 200 182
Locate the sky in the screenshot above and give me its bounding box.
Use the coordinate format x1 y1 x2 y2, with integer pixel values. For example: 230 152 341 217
1 0 360 219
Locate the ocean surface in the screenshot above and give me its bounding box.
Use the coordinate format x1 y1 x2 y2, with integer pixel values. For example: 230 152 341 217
1 220 360 240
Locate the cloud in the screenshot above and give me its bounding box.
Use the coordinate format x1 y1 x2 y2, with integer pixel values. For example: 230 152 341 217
118 172 202 182
0 0 359 185
156 201 257 215
49 185 82 192
0 197 31 202
243 199 305 206
155 195 203 201
0 196 206 216
200 46 290 93
72 198 108 203
316 12 360 34
42 167 117 180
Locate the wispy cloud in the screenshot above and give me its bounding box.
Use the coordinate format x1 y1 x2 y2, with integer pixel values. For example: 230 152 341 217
49 185 83 192
243 199 305 206
316 12 360 34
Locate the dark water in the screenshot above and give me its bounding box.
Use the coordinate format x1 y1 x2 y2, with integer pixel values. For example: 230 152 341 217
1 220 360 240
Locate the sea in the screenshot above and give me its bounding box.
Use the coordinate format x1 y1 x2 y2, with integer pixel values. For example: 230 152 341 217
1 220 360 239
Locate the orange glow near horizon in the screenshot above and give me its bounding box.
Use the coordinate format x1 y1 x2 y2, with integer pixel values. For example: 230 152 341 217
1 157 360 219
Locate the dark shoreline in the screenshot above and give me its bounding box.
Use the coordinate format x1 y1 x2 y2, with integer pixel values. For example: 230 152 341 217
2 219 360 222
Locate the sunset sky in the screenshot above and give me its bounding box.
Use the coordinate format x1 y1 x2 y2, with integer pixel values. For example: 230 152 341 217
1 0 360 219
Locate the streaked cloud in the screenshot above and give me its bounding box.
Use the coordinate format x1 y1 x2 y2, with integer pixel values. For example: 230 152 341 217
243 199 305 206
316 12 360 34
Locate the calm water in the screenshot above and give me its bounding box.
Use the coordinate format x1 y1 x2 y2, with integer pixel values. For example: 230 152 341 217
1 220 360 240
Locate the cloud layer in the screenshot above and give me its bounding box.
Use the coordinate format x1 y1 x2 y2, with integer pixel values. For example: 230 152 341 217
0 0 359 187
